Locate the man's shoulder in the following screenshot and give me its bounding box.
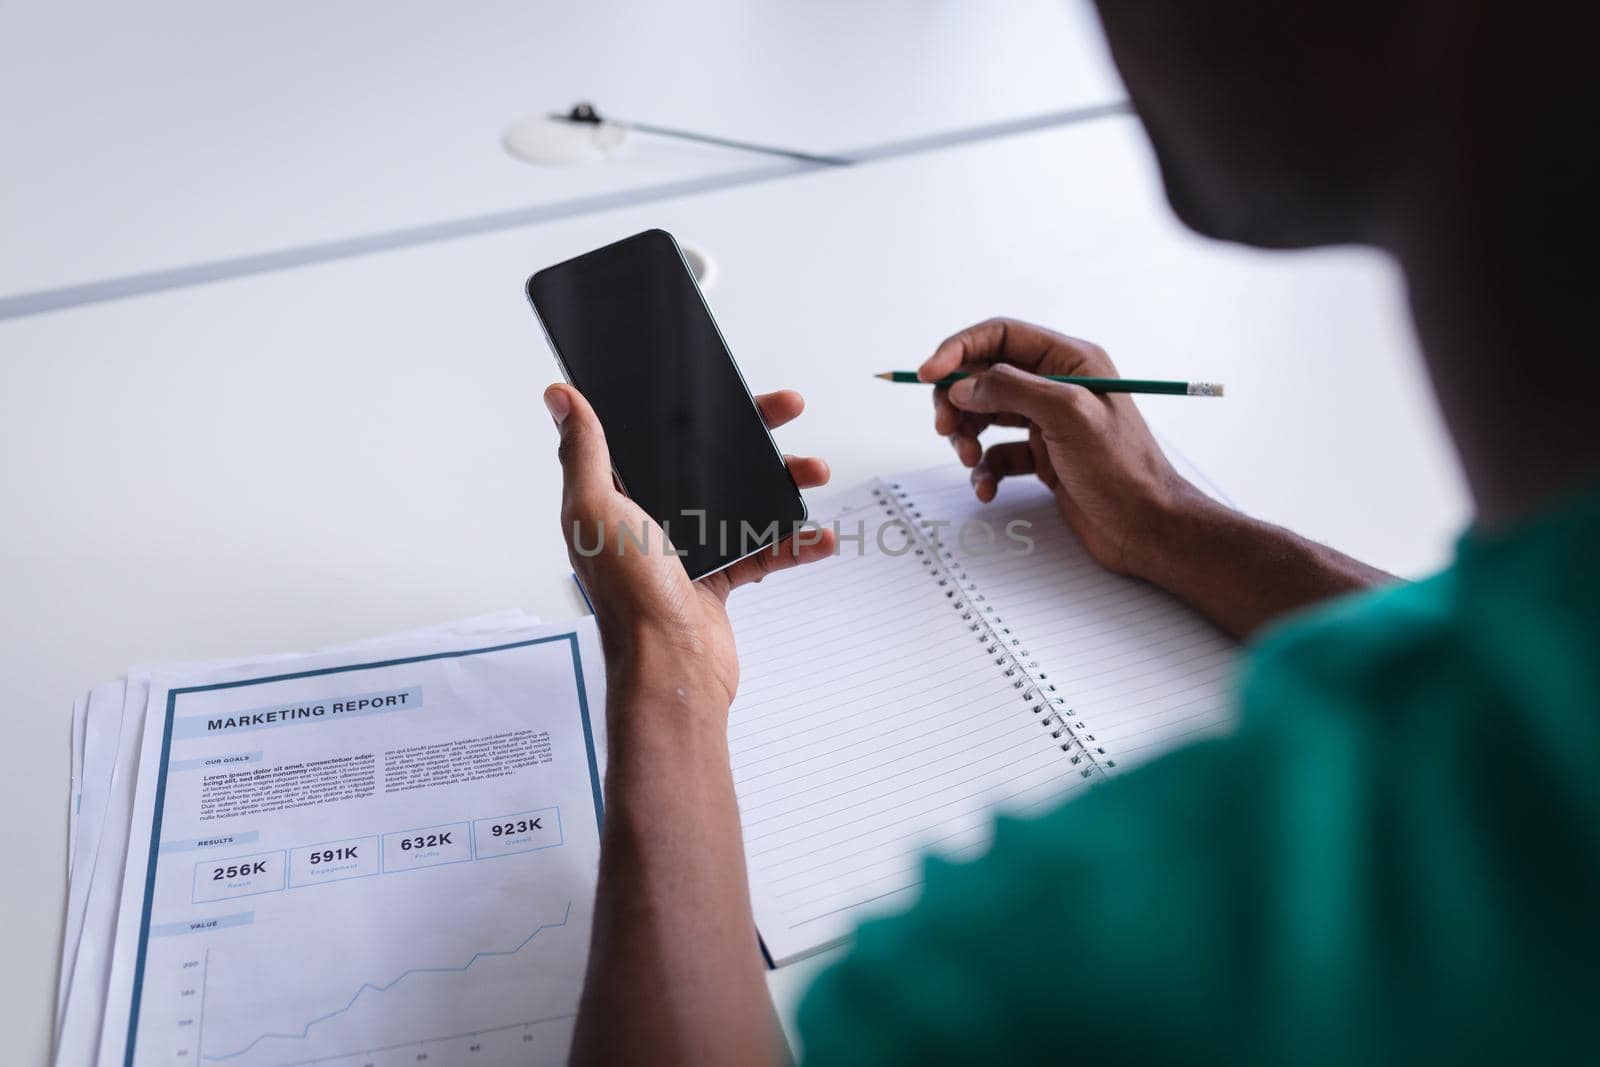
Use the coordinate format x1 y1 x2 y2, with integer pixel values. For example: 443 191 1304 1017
1240 572 1464 726
796 738 1286 1064
1257 571 1458 667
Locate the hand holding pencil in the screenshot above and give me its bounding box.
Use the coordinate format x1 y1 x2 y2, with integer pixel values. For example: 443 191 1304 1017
878 370 1222 396
919 317 1218 579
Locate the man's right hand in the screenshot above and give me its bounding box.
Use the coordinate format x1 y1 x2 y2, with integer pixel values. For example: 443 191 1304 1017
922 317 1393 639
922 317 1211 579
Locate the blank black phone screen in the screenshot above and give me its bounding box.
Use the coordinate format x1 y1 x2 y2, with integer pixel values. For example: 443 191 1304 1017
527 229 807 579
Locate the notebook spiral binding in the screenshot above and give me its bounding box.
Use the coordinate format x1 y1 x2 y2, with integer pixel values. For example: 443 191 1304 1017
872 481 1114 782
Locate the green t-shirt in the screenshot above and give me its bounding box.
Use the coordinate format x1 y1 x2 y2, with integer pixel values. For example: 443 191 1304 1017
797 489 1600 1065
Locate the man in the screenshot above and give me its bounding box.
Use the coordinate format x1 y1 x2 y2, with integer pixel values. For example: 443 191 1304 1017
545 2 1599 1063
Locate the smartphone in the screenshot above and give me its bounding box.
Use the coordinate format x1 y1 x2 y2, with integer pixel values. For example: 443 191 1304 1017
526 229 808 580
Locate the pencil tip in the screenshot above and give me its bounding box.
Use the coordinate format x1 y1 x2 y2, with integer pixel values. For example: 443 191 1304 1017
873 371 892 380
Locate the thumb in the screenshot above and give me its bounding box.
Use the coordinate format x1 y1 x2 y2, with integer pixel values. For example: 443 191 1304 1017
946 363 1097 434
545 384 614 517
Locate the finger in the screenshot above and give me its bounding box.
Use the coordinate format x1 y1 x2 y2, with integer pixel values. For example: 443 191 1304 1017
933 385 959 436
545 384 614 520
720 526 838 592
784 454 831 490
918 318 1076 382
934 388 1024 454
928 391 1011 463
1028 425 1059 492
945 364 1102 436
919 319 1121 384
935 388 1027 435
936 386 983 466
937 388 1028 468
934 386 986 436
950 429 983 468
933 387 988 444
970 441 1035 503
755 390 804 430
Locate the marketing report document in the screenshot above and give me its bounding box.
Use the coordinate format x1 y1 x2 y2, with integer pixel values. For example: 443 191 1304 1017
97 620 606 1067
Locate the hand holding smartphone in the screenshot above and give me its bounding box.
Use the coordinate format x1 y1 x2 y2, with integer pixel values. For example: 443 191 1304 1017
527 229 810 580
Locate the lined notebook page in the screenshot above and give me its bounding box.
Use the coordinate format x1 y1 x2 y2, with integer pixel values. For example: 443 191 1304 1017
896 467 1239 771
725 482 1091 964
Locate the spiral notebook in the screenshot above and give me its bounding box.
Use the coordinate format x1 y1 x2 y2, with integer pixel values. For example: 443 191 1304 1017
725 465 1239 966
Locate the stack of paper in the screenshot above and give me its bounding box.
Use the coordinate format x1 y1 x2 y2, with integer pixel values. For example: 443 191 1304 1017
55 611 608 1067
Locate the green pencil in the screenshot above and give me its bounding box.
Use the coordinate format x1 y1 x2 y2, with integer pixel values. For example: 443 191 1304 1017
874 370 1224 397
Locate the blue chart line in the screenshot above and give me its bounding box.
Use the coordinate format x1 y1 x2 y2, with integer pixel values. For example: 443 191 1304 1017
201 901 573 1062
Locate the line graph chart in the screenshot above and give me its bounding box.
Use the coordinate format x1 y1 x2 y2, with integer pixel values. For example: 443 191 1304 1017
197 901 576 1066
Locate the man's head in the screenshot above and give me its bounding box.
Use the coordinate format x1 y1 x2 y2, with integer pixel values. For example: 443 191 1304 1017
1089 1 1573 253
1093 1 1599 522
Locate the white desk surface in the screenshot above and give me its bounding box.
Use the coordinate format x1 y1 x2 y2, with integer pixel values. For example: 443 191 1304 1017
0 114 1469 1061
0 0 1120 303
